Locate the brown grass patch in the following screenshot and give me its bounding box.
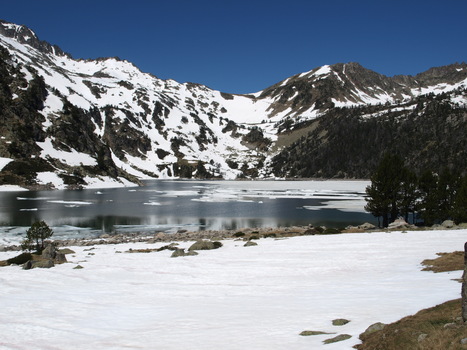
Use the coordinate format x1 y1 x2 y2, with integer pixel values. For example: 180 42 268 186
422 251 464 273
354 299 467 350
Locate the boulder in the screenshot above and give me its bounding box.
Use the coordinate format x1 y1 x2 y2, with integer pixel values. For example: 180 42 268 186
388 218 413 229
359 222 376 230
244 241 258 247
41 244 56 260
323 334 352 344
332 319 350 326
54 253 67 264
23 259 54 270
360 322 386 338
6 252 33 265
188 240 223 251
58 248 75 255
442 220 455 228
171 248 198 258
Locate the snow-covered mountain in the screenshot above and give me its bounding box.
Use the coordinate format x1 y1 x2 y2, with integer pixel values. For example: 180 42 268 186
0 20 466 189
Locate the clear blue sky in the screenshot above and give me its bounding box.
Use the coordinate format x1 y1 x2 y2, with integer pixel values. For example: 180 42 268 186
2 0 466 94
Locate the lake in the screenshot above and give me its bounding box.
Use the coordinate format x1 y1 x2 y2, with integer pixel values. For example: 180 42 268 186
0 180 375 244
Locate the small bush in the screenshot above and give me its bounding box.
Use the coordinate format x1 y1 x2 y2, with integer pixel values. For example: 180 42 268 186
233 232 245 237
22 221 54 252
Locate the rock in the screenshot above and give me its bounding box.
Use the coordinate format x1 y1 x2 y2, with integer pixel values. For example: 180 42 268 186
41 244 56 260
442 220 455 228
171 248 198 258
303 227 321 235
332 319 350 326
23 259 54 270
244 241 258 247
188 240 223 251
388 218 410 229
359 222 376 230
461 338 467 345
418 333 428 342
323 334 352 344
6 252 33 265
73 265 84 269
360 322 386 338
157 243 179 252
54 253 67 264
300 330 335 336
58 248 75 255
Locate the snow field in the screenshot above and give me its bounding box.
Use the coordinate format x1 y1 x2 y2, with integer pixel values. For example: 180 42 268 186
0 229 466 349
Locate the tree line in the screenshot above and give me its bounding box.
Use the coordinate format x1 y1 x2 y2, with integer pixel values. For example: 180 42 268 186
365 153 467 227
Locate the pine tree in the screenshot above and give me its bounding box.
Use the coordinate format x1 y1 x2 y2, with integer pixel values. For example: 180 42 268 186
21 221 54 252
365 153 407 227
452 175 467 224
417 170 439 226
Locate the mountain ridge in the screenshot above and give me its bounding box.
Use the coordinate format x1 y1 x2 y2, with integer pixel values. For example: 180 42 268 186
0 19 465 189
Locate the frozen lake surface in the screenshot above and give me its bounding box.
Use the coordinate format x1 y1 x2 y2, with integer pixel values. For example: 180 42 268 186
0 180 374 244
0 229 465 349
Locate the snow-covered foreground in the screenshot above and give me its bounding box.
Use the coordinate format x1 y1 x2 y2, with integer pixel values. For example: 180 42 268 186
1 229 466 350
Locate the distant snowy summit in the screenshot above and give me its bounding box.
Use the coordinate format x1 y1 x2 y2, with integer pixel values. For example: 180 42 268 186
0 19 465 189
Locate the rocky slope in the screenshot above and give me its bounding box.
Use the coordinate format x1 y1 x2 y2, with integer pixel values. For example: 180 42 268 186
0 19 465 189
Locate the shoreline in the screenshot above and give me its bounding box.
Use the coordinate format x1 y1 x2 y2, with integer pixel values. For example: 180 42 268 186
2 220 466 251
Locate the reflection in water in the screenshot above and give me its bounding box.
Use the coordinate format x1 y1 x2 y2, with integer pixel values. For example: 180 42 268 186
0 180 375 243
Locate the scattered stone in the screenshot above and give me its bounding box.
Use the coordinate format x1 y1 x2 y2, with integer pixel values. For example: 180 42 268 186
332 319 350 326
157 243 179 252
300 330 335 336
244 241 258 247
126 248 159 253
303 227 321 235
323 334 352 344
188 240 223 251
388 218 413 229
359 222 376 230
360 322 386 337
443 322 457 329
58 248 75 255
171 248 198 258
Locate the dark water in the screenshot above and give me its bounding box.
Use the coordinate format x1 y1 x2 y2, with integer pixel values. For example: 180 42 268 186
0 180 375 243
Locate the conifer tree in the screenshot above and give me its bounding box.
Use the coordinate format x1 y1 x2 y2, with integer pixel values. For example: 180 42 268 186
365 153 407 227
452 175 467 224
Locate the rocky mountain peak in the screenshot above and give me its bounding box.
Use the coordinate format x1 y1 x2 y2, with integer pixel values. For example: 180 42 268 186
0 19 70 58
414 62 467 86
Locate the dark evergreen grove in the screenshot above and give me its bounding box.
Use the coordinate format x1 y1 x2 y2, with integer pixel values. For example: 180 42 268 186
270 89 467 179
364 153 467 227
